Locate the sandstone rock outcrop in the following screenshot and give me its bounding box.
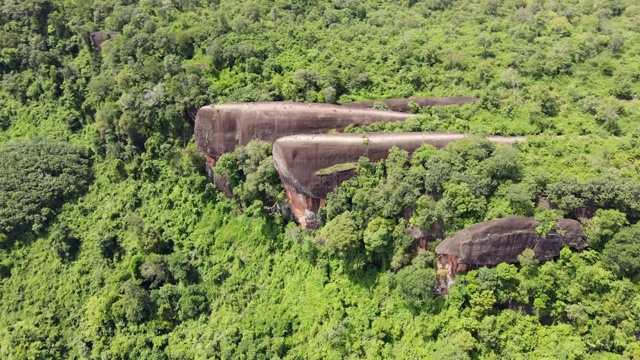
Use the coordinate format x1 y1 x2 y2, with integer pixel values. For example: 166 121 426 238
342 97 478 112
435 216 586 290
194 102 413 161
273 133 525 230
192 101 528 231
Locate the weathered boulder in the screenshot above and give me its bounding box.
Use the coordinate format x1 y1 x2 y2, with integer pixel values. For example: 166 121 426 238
435 216 587 289
273 133 524 230
342 97 478 112
194 102 413 161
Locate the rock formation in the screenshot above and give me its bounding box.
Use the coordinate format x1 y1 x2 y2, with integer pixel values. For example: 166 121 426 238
192 100 528 231
194 102 413 162
435 216 587 290
273 133 525 230
90 31 121 50
342 97 478 112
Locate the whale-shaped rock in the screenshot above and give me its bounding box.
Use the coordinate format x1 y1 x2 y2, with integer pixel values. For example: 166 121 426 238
273 132 525 230
194 102 413 160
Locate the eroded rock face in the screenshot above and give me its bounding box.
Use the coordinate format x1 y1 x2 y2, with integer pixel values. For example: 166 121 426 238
435 216 586 290
283 183 324 231
342 97 478 112
273 132 524 230
194 102 413 160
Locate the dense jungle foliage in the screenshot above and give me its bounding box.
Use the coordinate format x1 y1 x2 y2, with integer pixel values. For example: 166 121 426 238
2 0 640 358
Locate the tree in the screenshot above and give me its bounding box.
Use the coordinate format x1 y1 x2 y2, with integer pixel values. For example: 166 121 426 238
595 98 623 134
602 223 640 281
547 16 572 36
321 86 337 103
610 75 634 100
531 86 560 116
385 146 410 185
137 227 174 254
534 207 560 237
214 140 284 209
363 217 394 257
411 195 439 231
320 212 360 260
0 138 91 238
476 32 492 59
140 255 174 289
49 221 80 261
177 285 207 321
506 183 535 216
395 265 436 310
584 209 628 251
411 144 438 168
481 145 521 181
114 281 152 325
469 289 497 317
501 68 521 98
443 182 487 226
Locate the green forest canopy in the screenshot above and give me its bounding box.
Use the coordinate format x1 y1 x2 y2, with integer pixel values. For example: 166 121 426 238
1 0 640 358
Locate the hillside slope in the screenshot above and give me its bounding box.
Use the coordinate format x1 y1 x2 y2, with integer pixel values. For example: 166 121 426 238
1 0 640 358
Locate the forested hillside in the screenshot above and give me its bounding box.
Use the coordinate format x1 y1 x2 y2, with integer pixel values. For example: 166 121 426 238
1 0 640 358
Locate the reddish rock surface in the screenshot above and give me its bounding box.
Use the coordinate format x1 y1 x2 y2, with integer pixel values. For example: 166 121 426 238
274 132 524 199
283 183 325 231
342 97 478 112
192 101 527 231
435 216 586 291
273 132 524 229
194 102 413 160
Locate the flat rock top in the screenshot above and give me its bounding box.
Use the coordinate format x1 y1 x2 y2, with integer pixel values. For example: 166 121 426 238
342 97 478 111
275 132 465 144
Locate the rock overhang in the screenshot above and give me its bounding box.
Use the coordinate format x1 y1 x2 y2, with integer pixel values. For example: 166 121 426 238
192 100 529 231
